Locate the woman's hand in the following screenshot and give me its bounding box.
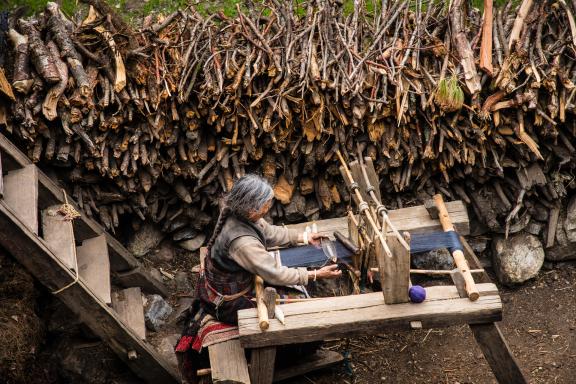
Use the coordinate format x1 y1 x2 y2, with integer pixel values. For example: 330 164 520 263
308 232 324 247
309 264 342 281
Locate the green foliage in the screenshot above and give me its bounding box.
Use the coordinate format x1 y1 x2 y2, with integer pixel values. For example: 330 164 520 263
435 75 464 112
2 0 78 16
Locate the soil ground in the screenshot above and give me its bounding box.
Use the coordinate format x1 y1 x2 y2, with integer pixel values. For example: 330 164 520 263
283 264 576 384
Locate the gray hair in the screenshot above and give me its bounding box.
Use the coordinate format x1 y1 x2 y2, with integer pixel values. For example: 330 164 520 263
224 174 274 218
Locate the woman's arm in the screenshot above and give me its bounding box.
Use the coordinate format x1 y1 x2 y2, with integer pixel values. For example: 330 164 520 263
229 236 308 286
256 218 301 248
256 218 324 248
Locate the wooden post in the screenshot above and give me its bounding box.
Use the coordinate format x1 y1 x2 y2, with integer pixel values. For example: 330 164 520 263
450 265 528 384
255 276 269 330
263 287 276 319
209 340 250 384
376 232 411 304
433 194 480 301
250 347 276 384
479 0 494 76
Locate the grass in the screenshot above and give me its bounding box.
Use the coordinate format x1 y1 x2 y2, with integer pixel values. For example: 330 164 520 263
1 0 523 24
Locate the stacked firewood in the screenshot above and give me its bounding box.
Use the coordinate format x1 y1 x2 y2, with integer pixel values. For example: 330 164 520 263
1 0 575 248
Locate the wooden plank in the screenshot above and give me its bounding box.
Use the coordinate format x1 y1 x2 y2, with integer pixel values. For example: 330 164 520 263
3 165 38 234
239 283 498 321
238 288 502 349
273 350 343 382
42 205 77 271
112 287 146 340
0 201 179 383
208 339 251 384
0 133 166 295
250 347 276 384
77 234 111 304
380 233 411 304
287 200 469 238
470 323 529 384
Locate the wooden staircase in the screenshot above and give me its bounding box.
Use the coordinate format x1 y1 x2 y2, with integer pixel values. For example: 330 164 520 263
0 133 180 383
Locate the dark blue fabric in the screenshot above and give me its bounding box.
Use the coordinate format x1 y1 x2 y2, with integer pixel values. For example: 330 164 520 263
410 231 463 254
279 231 463 268
279 240 354 268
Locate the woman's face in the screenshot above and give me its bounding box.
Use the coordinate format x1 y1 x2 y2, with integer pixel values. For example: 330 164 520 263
247 199 273 222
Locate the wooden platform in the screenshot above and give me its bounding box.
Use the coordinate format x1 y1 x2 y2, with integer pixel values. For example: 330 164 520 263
286 200 469 238
238 283 501 348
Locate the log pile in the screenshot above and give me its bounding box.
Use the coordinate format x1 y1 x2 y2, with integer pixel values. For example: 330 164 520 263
1 0 576 249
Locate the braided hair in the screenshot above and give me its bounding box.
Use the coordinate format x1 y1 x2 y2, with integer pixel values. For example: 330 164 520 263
206 174 274 252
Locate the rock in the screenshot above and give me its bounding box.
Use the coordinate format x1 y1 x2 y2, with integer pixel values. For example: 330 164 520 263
526 221 543 236
144 294 173 332
149 241 176 263
178 233 206 251
175 271 192 292
150 267 163 282
155 334 180 369
467 236 488 254
412 248 455 271
492 233 544 285
173 227 198 241
127 223 164 257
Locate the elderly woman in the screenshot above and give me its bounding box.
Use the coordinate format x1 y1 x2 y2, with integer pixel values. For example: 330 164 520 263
176 175 341 382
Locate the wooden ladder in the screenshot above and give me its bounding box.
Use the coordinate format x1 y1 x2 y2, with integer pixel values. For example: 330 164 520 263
0 134 180 383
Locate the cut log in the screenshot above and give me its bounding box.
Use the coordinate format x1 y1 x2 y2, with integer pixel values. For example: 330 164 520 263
7 29 33 94
17 19 61 84
479 0 494 76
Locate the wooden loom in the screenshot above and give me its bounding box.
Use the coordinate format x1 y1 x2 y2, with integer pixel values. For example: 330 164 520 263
208 154 528 384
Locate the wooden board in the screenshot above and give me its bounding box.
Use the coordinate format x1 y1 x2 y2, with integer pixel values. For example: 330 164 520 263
238 284 501 348
0 200 179 383
380 234 410 304
287 200 469 238
3 165 38 234
0 133 167 296
112 287 146 340
77 234 111 304
208 339 251 384
42 205 76 271
250 346 276 384
273 350 343 382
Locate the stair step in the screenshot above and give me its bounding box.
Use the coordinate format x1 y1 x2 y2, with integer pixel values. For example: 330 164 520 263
42 205 76 271
77 234 111 304
112 287 146 340
3 165 38 234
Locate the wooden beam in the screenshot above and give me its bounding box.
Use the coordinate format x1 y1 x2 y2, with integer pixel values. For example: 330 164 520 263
287 200 469 239
0 201 179 383
471 323 528 384
208 339 251 384
451 239 528 383
250 347 276 384
238 284 501 349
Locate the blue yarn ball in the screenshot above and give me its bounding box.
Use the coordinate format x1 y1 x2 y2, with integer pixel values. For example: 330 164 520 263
409 285 426 303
